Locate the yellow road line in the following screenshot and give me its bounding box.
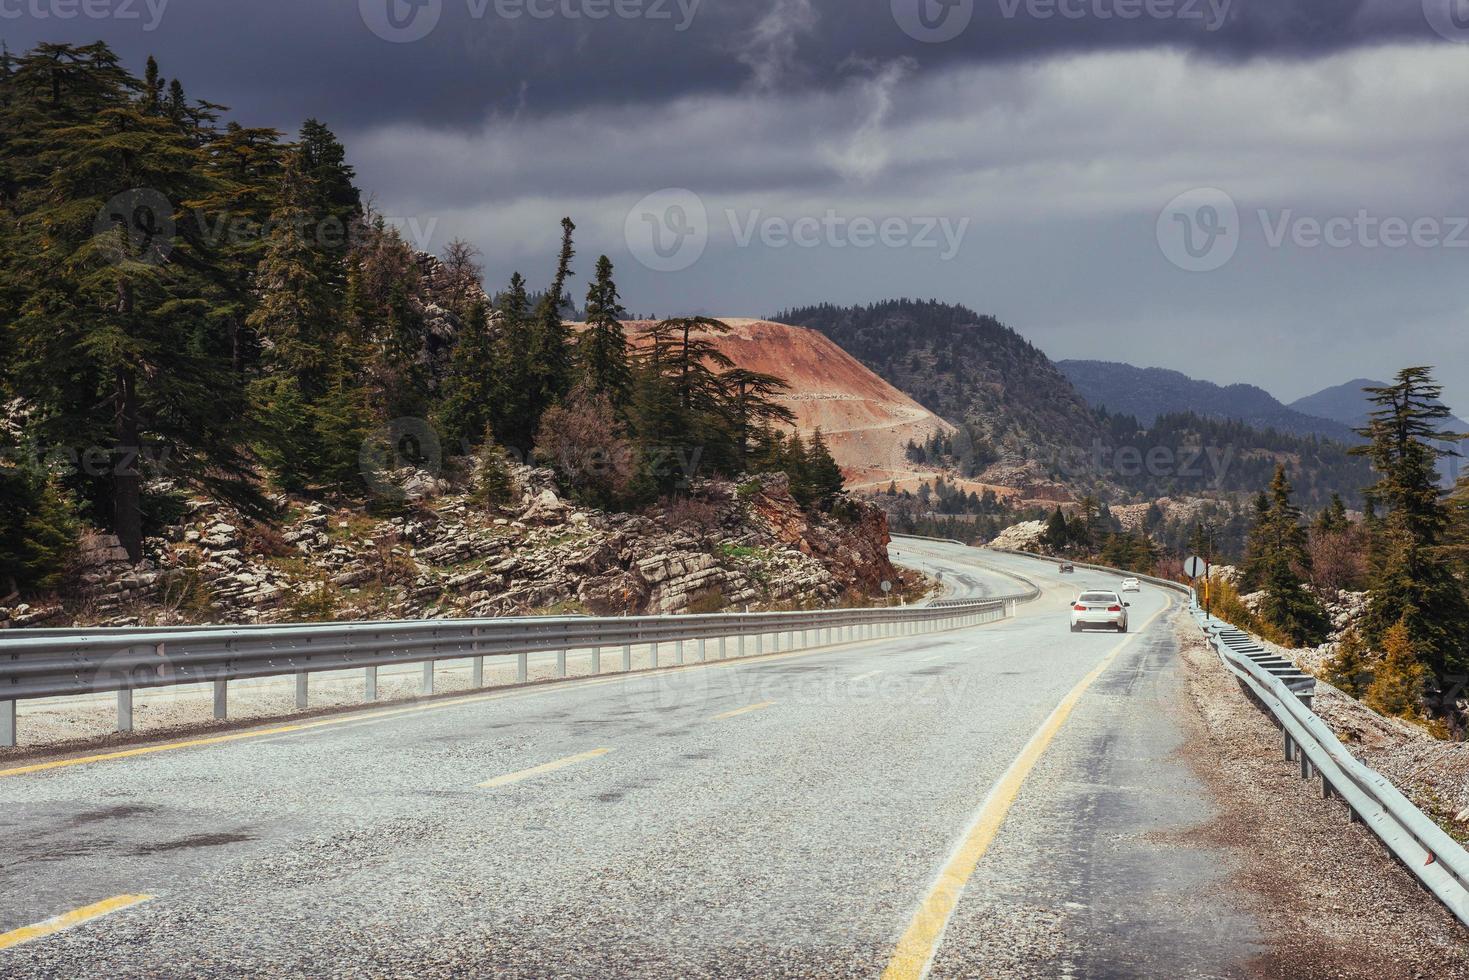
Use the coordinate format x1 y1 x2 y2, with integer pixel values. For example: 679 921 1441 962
0 603 1017 780
712 701 775 721
478 748 612 788
0 894 154 951
881 598 1173 980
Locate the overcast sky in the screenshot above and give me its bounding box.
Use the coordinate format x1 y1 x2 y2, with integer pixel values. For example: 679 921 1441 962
7 0 1469 409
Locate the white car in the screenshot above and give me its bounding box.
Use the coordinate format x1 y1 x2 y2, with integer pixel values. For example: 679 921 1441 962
1070 590 1130 633
1120 578 1141 593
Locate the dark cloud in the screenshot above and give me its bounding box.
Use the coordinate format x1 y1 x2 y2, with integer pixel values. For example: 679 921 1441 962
0 0 1437 131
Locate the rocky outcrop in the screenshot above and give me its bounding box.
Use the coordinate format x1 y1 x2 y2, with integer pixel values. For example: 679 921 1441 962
987 520 1049 552
18 469 901 629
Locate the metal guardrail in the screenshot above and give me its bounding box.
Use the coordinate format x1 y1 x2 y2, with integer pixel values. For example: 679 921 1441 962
997 546 1469 928
1199 611 1469 927
890 536 1044 607
0 595 1021 748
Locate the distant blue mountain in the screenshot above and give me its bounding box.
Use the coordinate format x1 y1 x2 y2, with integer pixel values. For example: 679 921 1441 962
1292 379 1467 486
1057 361 1356 441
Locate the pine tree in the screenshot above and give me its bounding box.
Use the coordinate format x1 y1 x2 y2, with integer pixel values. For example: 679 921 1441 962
784 433 814 507
720 369 795 470
1239 491 1272 591
526 217 577 433
436 299 498 453
192 121 288 375
577 255 632 408
470 428 515 509
1321 629 1371 698
1044 506 1070 550
805 429 845 510
297 119 361 252
0 449 79 595
8 49 259 557
1313 493 1349 534
311 356 375 492
1351 367 1468 691
1365 618 1430 719
1245 465 1330 646
492 272 536 454
247 158 336 394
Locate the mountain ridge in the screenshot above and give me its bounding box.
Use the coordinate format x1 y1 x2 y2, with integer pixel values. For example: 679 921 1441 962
1058 360 1356 440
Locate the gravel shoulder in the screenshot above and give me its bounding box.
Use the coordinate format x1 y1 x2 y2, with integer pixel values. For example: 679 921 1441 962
1173 615 1469 978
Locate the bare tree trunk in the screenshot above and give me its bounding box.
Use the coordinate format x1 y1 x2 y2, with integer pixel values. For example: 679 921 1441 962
113 365 143 563
113 280 143 562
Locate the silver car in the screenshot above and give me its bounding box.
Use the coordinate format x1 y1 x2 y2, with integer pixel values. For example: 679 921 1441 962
1070 590 1130 633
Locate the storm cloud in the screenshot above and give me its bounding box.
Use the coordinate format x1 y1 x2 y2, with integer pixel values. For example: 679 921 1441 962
4 0 1468 408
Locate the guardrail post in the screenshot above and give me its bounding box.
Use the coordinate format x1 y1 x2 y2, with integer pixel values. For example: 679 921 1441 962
1283 731 1295 763
422 662 435 696
676 640 685 666
472 628 484 688
755 633 763 656
591 646 602 675
556 650 567 679
517 653 528 684
698 638 706 663
117 689 133 733
2 699 15 747
213 679 228 721
651 642 659 668
622 644 632 672
365 666 378 701
719 636 728 660
296 672 309 710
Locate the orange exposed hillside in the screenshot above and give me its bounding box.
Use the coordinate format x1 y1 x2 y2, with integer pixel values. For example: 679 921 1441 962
575 318 1012 498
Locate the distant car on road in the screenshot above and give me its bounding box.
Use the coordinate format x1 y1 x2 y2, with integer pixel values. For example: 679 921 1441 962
1070 590 1130 633
1059 563 1075 574
1121 578 1141 593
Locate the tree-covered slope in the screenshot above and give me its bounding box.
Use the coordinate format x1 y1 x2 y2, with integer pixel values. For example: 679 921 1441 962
777 300 1104 474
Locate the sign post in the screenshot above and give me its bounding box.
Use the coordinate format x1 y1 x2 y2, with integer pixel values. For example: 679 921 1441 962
1184 555 1211 615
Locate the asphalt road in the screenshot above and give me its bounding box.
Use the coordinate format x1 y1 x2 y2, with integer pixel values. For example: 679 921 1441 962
0 544 1257 978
